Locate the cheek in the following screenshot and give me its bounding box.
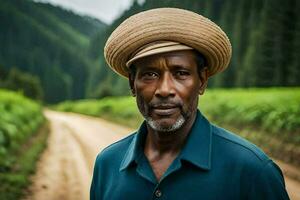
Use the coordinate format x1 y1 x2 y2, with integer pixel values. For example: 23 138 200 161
175 80 200 111
135 81 157 114
176 79 200 98
135 81 157 102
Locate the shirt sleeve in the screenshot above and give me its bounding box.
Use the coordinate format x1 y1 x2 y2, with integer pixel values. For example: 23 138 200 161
247 160 290 200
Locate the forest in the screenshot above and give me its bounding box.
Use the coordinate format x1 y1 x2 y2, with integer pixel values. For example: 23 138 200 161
0 0 299 102
89 0 300 97
0 0 106 103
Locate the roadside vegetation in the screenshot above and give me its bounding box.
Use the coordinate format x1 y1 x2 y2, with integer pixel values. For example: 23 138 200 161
55 87 300 167
0 89 48 200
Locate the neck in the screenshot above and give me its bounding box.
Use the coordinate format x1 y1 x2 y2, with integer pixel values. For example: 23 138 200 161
144 112 197 155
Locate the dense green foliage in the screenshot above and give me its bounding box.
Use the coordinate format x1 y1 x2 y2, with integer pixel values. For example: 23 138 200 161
0 66 43 100
0 0 107 103
0 124 48 200
89 0 300 97
55 88 300 166
200 88 300 136
0 89 47 199
0 89 45 169
1 0 299 102
55 88 300 143
56 97 144 128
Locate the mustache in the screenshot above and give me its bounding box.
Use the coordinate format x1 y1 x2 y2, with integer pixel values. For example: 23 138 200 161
148 100 183 108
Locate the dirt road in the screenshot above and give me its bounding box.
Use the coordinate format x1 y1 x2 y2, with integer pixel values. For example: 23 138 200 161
25 110 300 200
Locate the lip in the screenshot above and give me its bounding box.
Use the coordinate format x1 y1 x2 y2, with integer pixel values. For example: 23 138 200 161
151 106 179 116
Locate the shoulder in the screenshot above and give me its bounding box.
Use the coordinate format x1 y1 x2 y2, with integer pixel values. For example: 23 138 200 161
211 124 272 171
211 125 289 198
95 132 136 166
90 132 137 199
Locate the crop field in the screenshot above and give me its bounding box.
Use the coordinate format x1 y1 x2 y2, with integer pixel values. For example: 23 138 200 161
55 88 300 166
0 89 47 199
200 88 300 143
56 88 300 138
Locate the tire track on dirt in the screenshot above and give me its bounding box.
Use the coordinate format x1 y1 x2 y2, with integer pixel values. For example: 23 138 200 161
24 110 131 200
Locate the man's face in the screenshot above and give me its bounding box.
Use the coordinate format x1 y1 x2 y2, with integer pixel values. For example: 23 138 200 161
130 50 208 132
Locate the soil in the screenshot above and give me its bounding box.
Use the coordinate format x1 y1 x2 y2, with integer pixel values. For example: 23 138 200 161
24 110 300 200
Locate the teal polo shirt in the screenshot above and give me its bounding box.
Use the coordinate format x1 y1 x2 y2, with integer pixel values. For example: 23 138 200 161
90 111 289 200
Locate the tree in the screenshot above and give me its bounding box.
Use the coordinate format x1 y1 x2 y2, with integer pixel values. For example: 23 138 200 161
3 67 44 100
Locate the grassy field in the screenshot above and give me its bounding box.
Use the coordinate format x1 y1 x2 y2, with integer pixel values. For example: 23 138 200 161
55 87 300 166
0 89 47 200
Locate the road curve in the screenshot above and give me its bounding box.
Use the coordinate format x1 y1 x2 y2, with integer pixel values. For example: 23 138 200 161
24 110 300 200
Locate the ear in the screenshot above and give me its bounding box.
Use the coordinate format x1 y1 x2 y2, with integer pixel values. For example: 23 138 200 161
198 67 209 95
128 72 136 97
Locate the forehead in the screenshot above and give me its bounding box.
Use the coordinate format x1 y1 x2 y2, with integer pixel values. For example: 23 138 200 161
133 50 198 69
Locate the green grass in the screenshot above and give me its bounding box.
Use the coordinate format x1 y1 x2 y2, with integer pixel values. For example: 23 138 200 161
55 87 300 166
0 89 48 200
0 123 49 200
55 97 144 128
199 88 300 144
0 89 45 165
55 88 300 139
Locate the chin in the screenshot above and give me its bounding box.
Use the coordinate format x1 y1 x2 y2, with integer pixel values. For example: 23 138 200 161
146 115 185 133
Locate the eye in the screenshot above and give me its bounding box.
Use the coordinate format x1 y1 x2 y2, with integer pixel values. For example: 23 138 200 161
175 70 190 79
142 72 158 80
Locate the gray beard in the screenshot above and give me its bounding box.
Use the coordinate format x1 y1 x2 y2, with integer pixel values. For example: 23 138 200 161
145 114 186 132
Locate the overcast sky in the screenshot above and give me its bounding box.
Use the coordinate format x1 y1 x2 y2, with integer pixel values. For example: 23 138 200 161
35 0 139 24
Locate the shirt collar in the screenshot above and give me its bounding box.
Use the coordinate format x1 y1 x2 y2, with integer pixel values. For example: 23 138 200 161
119 110 212 171
119 122 147 171
179 110 212 170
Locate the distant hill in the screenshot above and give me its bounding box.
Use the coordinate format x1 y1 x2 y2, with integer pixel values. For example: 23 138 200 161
34 2 106 38
2 0 299 102
0 0 107 103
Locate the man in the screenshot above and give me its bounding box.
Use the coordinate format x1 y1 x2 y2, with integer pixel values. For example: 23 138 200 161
90 8 290 200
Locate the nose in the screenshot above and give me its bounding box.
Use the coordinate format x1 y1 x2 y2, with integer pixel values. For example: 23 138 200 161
155 72 175 98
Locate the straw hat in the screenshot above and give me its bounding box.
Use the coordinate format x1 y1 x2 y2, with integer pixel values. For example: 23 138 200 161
104 7 232 78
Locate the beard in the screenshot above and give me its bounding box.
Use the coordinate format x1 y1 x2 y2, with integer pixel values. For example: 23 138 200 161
136 94 198 133
145 114 185 132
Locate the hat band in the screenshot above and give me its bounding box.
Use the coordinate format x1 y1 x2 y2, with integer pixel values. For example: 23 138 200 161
126 41 193 67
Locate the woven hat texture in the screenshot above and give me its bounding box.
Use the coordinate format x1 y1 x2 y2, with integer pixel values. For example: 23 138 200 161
104 7 232 78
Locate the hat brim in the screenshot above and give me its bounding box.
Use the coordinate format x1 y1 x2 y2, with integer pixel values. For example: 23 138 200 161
104 8 232 78
126 41 193 67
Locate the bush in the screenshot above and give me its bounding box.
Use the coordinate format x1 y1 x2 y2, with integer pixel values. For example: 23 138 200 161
0 89 47 200
56 88 300 143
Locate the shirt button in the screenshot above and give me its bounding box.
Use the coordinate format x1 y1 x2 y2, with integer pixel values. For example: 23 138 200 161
155 189 162 198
